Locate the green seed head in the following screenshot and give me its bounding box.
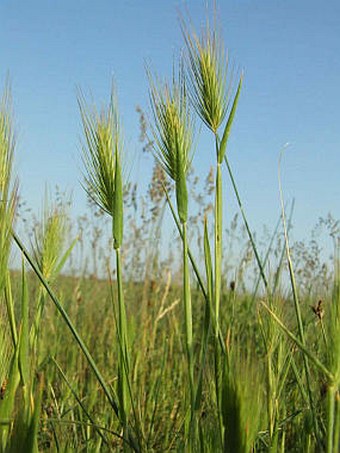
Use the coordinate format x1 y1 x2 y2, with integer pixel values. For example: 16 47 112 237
182 18 229 134
31 194 69 281
148 67 194 223
0 87 15 203
0 85 17 292
78 89 124 248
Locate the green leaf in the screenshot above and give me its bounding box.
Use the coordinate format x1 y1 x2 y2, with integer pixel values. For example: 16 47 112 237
25 378 43 453
195 216 213 411
18 260 29 388
54 236 79 276
203 216 213 303
218 75 243 164
0 348 20 446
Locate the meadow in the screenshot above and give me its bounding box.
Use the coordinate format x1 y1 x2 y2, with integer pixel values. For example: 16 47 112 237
0 13 339 453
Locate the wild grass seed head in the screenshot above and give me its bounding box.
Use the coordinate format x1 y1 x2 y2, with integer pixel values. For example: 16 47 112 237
78 89 124 248
148 66 194 223
30 194 70 281
182 17 230 134
0 84 17 292
0 87 15 201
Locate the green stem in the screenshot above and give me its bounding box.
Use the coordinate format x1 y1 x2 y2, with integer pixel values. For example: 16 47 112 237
162 182 227 356
116 247 130 431
182 223 193 383
30 288 46 357
266 352 274 440
272 200 295 298
162 182 207 301
224 155 268 289
327 385 336 453
215 135 224 446
182 222 195 443
214 161 222 335
333 391 340 453
4 272 17 347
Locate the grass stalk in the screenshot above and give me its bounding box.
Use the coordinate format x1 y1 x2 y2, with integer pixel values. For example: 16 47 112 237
4 272 17 347
162 182 228 355
162 182 207 300
333 391 340 453
214 158 222 335
182 221 195 439
279 151 321 445
327 385 336 453
214 159 224 446
195 216 213 415
224 155 268 289
115 246 130 433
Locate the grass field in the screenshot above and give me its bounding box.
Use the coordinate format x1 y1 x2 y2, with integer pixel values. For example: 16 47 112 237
0 11 339 453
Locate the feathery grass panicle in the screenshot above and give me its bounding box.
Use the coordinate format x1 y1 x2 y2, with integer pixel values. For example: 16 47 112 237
30 195 70 282
0 87 15 199
181 16 230 134
0 88 16 199
148 66 194 223
78 89 124 248
0 85 17 292
78 90 120 215
29 195 77 373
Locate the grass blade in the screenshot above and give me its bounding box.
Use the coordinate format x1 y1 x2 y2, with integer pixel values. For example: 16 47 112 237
218 75 243 164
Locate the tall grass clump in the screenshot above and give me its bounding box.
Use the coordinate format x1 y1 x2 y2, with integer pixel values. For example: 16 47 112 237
261 169 340 451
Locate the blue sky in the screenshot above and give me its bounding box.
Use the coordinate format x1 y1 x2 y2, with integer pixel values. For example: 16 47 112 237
1 0 339 249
